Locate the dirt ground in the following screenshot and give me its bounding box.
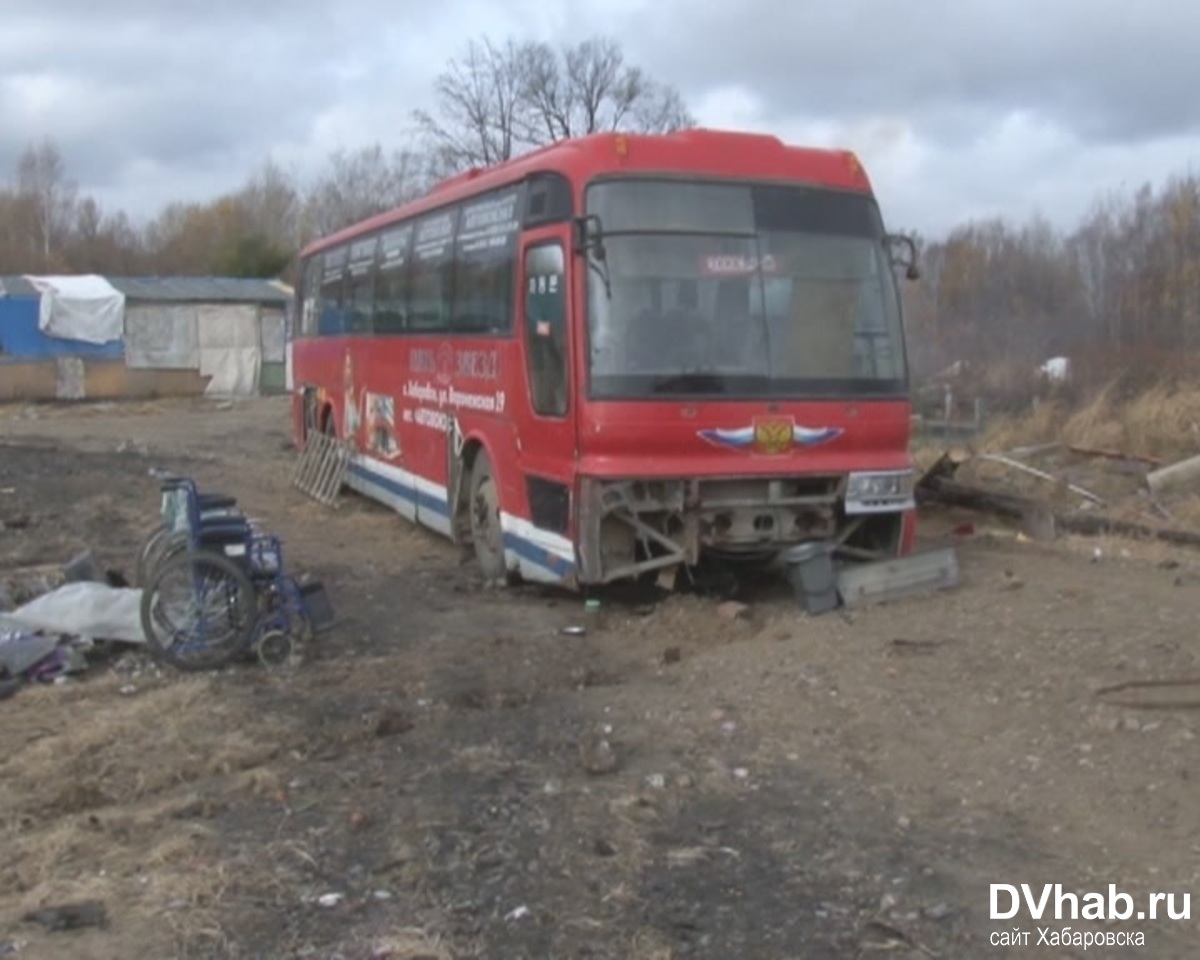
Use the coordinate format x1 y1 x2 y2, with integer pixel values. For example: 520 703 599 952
3 396 1200 959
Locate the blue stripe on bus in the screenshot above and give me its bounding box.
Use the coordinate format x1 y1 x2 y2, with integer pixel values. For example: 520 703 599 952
501 532 575 579
347 460 576 579
346 461 449 517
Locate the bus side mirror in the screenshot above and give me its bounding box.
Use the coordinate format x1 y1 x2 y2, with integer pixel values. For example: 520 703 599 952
885 233 920 282
574 214 607 260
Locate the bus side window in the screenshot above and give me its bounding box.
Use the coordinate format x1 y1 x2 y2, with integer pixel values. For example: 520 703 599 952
524 242 568 417
319 245 348 335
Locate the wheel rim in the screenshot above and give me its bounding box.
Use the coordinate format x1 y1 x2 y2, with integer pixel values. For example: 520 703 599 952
142 552 255 668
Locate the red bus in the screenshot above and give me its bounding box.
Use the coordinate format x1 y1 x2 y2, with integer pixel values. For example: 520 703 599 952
290 128 919 589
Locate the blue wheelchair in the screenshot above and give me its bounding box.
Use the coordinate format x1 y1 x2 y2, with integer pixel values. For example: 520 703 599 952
138 472 332 671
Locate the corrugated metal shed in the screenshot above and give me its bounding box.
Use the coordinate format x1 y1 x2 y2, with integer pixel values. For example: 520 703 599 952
1 275 292 303
107 277 291 304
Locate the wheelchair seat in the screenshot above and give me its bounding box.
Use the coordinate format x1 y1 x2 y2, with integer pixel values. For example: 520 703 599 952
197 492 238 510
196 520 253 549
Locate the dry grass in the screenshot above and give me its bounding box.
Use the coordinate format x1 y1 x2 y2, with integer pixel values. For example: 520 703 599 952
979 380 1200 463
920 380 1200 538
0 671 304 956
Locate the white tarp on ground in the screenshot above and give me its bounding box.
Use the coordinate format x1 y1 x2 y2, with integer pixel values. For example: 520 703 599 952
197 304 261 396
25 274 125 344
0 582 145 644
124 305 200 369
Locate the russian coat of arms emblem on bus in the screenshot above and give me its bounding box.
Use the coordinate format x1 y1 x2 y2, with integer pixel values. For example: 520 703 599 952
698 417 844 455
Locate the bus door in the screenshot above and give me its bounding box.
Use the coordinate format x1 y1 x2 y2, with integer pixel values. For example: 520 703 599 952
516 229 576 541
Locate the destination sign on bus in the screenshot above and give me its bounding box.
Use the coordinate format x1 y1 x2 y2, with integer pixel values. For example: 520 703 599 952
457 188 521 256
700 253 781 275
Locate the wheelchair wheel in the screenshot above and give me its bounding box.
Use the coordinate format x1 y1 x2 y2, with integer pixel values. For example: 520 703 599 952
255 629 295 668
136 525 170 586
140 549 258 672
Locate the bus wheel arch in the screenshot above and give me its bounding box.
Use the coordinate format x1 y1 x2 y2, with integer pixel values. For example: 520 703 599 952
319 403 336 437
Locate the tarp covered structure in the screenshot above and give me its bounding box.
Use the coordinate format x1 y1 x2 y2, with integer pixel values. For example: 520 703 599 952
26 274 126 345
0 274 292 400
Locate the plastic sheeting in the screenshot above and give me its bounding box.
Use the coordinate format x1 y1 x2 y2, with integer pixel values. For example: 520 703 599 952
26 274 125 344
197 304 260 396
0 582 145 644
124 304 199 369
55 356 85 399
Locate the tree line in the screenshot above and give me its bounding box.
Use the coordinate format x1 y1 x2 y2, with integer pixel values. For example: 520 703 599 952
904 175 1200 391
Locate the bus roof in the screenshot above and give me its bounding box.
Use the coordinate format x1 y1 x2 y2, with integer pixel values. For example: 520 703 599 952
300 127 876 259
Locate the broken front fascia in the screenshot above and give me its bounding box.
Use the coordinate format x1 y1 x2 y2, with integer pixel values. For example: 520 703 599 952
575 469 915 583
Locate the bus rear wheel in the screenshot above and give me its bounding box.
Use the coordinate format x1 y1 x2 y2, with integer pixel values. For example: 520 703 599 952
468 450 507 582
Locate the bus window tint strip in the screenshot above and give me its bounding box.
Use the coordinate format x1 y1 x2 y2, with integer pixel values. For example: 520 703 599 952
586 178 883 239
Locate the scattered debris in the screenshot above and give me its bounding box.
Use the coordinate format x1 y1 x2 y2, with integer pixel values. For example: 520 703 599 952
578 722 618 775
364 707 414 739
782 542 839 615
317 893 344 908
1067 444 1163 467
978 452 1106 506
661 645 682 665
1147 452 1200 497
918 452 1200 550
716 600 751 621
22 900 107 932
292 430 352 507
837 548 960 609
592 838 617 857
1095 677 1200 710
583 598 606 632
0 581 145 645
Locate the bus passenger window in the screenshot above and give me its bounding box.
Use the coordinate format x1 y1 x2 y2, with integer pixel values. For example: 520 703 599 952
347 236 378 335
319 246 348 336
375 224 413 334
524 243 568 417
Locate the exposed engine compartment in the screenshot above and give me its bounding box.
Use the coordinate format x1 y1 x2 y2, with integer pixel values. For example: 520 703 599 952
576 474 908 584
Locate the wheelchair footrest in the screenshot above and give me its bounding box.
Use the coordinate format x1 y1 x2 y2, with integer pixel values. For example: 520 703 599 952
299 580 336 633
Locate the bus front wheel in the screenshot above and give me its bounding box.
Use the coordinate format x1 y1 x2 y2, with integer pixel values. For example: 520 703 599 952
468 450 507 582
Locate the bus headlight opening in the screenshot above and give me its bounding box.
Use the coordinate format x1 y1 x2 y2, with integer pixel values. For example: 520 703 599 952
844 470 915 515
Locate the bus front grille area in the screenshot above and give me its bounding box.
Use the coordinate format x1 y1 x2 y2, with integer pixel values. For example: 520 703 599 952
576 474 906 584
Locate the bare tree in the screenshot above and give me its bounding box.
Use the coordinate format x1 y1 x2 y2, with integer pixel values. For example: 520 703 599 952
238 157 304 250
415 34 695 173
302 144 431 238
413 37 536 171
14 138 79 270
526 38 694 141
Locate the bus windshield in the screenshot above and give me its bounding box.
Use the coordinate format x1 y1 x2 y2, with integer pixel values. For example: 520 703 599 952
584 178 908 399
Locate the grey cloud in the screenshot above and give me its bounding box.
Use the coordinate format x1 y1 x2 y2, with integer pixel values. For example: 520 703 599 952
0 0 452 200
617 0 1200 145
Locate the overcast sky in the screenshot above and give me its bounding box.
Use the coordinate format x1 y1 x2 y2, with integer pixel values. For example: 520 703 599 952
3 0 1199 238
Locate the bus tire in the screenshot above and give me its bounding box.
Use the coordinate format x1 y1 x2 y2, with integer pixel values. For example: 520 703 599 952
468 450 507 582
